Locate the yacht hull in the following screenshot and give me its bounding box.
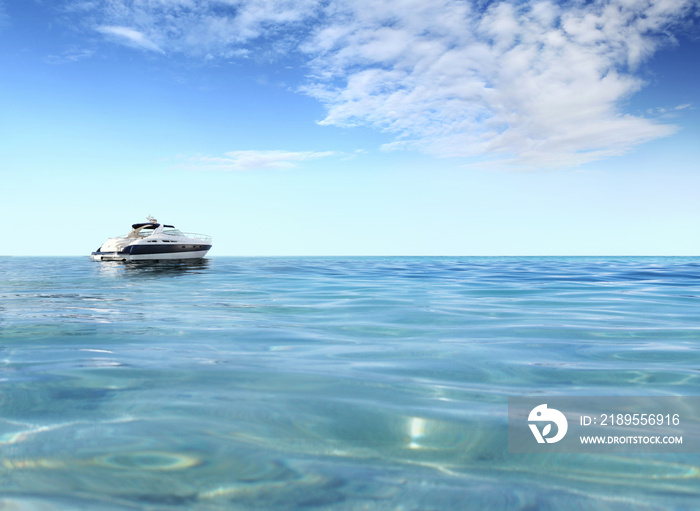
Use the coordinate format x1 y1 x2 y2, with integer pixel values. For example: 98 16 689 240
91 245 211 261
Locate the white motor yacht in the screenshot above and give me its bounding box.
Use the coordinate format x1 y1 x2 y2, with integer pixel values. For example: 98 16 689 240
91 216 212 261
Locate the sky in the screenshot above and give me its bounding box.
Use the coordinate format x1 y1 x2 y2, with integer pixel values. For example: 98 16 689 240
1 0 699 256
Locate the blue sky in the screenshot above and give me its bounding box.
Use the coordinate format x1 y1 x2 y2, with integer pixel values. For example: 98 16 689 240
1 0 699 256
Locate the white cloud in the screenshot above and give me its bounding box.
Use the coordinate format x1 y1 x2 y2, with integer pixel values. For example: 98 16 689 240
45 47 96 64
85 0 320 58
302 0 694 168
178 150 338 171
69 0 696 169
97 25 163 53
646 102 695 119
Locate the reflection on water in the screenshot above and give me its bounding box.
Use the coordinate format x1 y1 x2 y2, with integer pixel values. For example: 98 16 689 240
96 258 211 279
1 256 700 509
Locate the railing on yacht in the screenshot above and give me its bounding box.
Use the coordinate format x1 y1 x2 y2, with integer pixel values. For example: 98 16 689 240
111 228 212 244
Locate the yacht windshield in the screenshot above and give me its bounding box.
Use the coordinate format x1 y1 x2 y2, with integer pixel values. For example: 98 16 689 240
127 225 157 238
163 228 184 237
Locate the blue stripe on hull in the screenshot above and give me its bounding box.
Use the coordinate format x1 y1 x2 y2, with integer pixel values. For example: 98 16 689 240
125 244 212 255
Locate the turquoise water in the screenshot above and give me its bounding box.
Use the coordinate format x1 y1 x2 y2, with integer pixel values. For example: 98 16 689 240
1 256 699 510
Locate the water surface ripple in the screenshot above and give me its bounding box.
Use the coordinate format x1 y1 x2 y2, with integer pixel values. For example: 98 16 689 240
1 256 699 510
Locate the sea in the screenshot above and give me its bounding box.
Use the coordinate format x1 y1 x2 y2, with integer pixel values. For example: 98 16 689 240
1 256 699 510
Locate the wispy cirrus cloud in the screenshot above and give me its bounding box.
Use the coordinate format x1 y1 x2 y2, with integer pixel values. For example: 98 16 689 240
45 47 96 64
177 150 338 171
80 0 320 58
647 103 694 118
97 25 163 53
65 0 696 169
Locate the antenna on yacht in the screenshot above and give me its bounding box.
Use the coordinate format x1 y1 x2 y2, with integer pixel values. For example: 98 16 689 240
147 215 157 223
